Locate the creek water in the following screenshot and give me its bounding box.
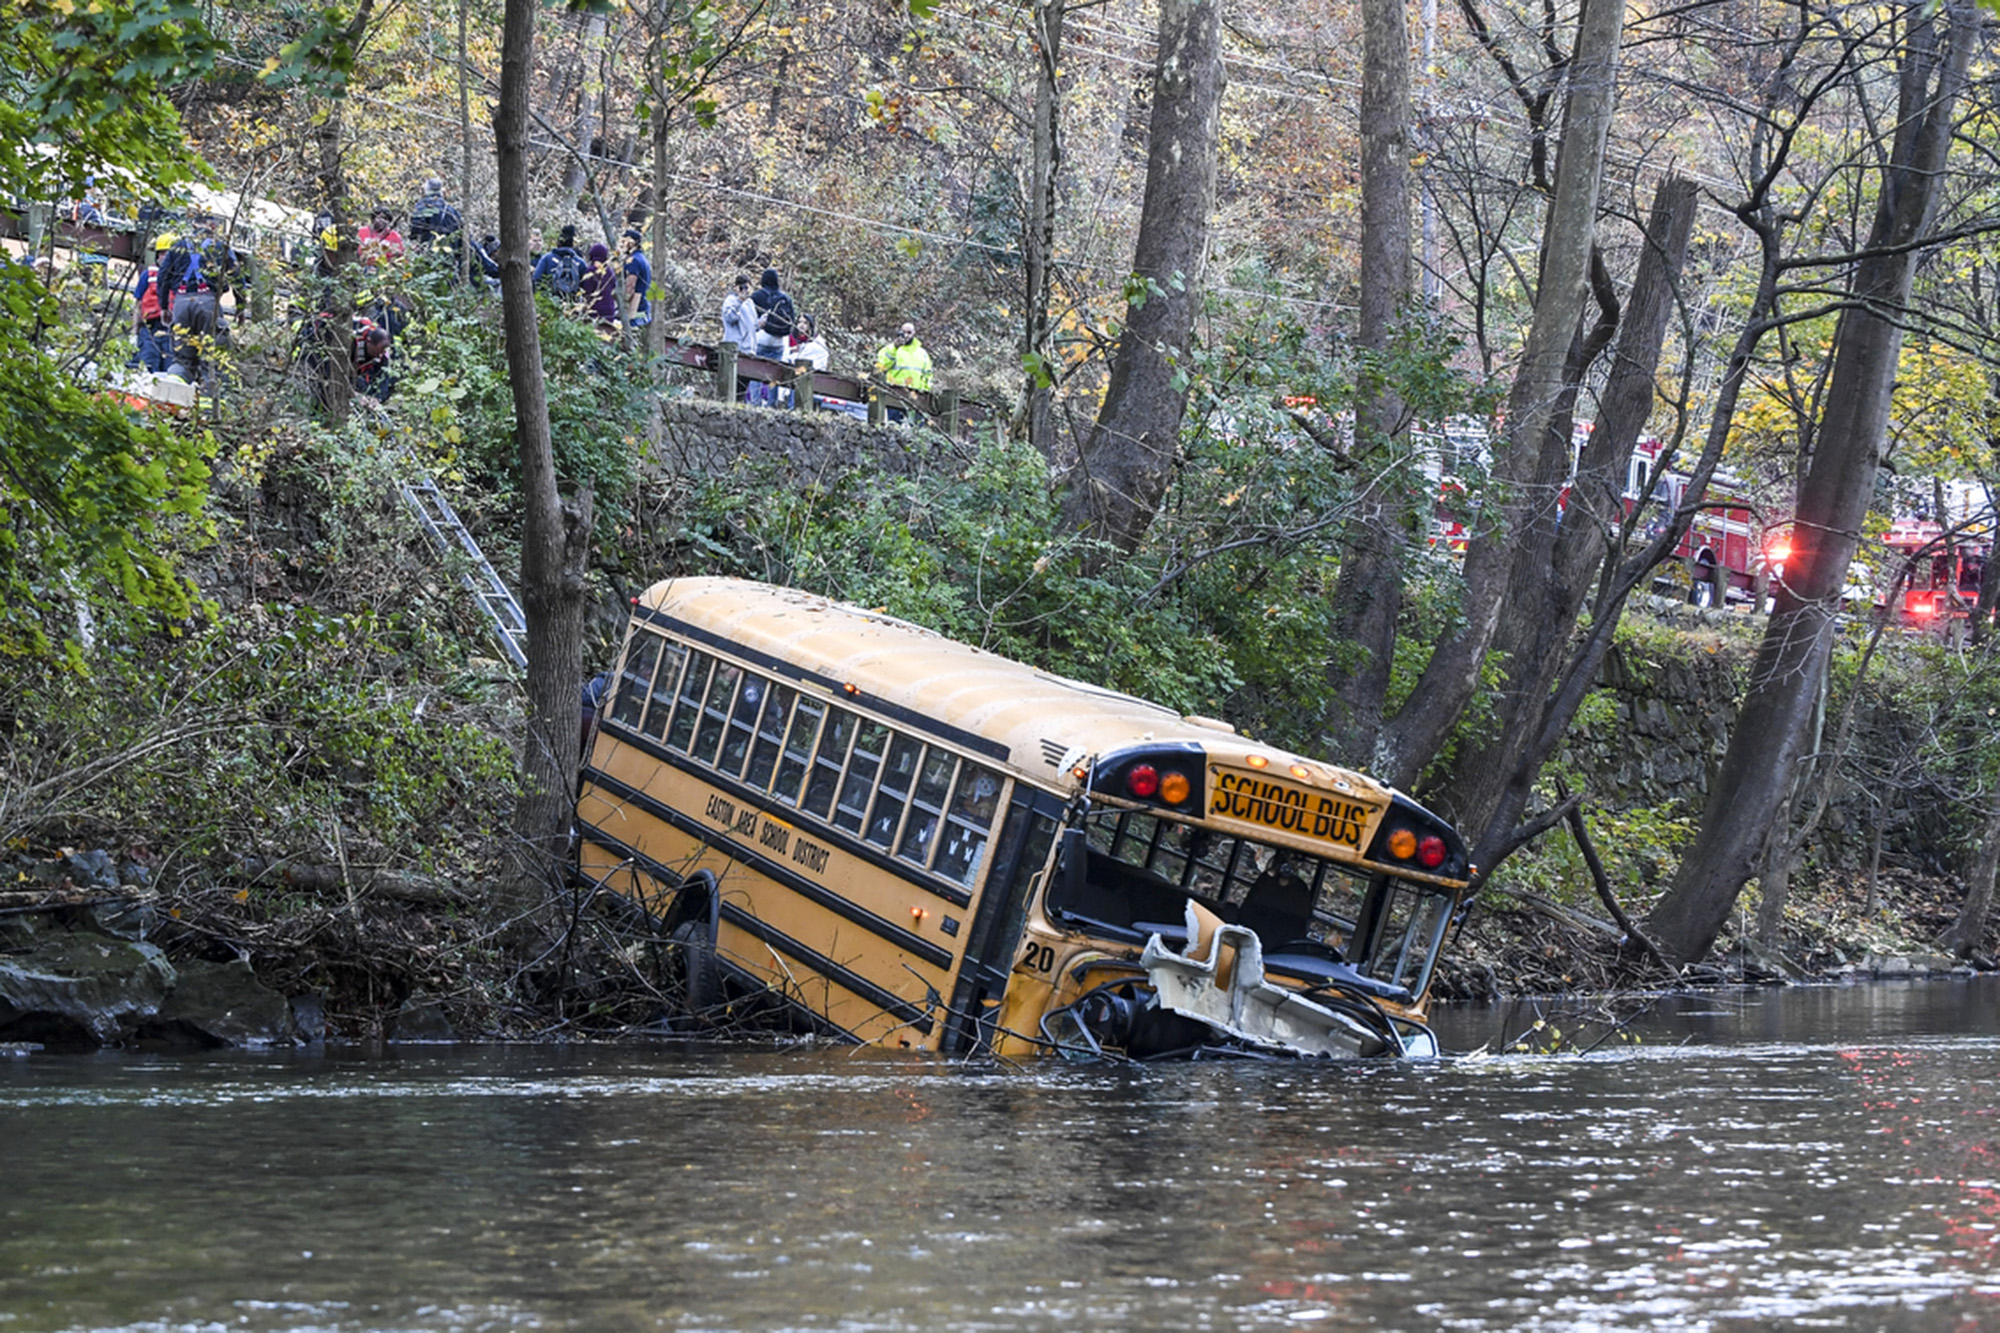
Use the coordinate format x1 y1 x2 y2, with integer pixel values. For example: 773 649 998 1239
5 980 2000 1332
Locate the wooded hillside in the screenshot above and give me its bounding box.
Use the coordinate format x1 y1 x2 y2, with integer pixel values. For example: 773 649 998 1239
9 0 2000 1027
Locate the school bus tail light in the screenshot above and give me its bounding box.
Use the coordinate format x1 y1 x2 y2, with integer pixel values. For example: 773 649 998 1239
1095 745 1205 813
1367 795 1468 879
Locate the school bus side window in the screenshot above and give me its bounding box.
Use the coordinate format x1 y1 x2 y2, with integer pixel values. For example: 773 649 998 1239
776 694 826 805
692 658 740 765
896 746 958 867
1362 882 1453 994
666 650 711 753
868 734 922 848
934 763 1002 885
608 633 661 730
835 719 889 835
745 682 797 790
719 672 767 776
639 641 688 740
805 708 858 820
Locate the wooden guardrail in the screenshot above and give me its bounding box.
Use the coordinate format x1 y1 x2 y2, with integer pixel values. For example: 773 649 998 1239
1 205 143 262
656 337 992 438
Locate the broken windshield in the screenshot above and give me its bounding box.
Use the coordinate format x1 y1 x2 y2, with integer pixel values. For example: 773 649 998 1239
1046 807 1456 999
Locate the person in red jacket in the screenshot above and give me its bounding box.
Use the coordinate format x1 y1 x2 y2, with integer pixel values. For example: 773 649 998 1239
131 234 174 372
358 208 405 266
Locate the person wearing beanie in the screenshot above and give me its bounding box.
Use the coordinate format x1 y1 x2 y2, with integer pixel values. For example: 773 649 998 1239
582 242 620 328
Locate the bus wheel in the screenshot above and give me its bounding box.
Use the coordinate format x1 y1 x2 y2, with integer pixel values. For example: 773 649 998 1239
668 920 717 1016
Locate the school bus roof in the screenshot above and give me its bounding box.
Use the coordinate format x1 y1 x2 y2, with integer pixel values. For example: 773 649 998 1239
636 576 1397 801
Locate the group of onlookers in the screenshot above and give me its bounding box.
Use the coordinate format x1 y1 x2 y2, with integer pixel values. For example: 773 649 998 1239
719 267 933 414
86 172 937 413
527 223 653 330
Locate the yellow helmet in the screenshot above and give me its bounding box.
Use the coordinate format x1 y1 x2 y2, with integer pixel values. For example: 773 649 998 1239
153 232 177 252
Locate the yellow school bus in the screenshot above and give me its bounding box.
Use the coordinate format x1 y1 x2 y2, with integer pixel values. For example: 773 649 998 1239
576 578 1474 1060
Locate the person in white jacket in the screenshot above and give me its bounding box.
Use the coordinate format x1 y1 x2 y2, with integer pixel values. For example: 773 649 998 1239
785 315 829 371
720 275 757 353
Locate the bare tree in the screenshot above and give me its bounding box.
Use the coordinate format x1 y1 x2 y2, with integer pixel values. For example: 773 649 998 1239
497 0 595 886
1321 0 1417 762
1440 173 1699 868
1365 0 1626 791
1059 0 1224 556
1647 0 1979 963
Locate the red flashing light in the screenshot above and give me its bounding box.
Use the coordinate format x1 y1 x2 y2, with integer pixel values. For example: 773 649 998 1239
1127 764 1160 799
1418 835 1447 869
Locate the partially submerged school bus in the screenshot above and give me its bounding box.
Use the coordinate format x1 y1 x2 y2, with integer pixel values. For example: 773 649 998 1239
576 578 1474 1059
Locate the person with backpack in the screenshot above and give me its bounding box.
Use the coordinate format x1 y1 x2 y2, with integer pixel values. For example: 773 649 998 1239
131 234 174 373
750 267 795 360
531 225 587 304
407 178 462 249
157 231 241 388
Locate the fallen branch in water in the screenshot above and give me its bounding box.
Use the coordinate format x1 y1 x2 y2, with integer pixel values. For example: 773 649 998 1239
1556 778 1678 979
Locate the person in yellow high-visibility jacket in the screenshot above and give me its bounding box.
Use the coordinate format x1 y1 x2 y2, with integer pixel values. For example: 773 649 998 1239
874 322 933 392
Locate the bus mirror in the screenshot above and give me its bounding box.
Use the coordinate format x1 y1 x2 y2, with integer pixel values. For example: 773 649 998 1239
1060 826 1089 896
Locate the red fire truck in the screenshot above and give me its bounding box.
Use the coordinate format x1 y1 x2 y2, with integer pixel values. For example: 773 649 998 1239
1616 434 1764 607
1879 518 1989 624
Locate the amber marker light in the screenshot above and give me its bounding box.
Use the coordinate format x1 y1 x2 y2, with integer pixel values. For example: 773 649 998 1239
1159 772 1192 804
1246 754 1270 769
1289 764 1311 779
1388 828 1418 859
843 682 860 695
910 906 928 922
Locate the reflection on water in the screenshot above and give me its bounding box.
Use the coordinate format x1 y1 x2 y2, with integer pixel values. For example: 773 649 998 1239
4 980 2000 1331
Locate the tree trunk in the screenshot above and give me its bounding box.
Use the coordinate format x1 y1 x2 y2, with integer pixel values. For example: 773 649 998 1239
1444 175 1697 862
458 0 473 287
1645 0 1976 964
499 0 594 883
1021 0 1063 460
1322 0 1416 763
1941 778 2000 957
1058 0 1223 556
562 12 608 215
1373 0 1624 791
647 16 670 366
310 100 358 430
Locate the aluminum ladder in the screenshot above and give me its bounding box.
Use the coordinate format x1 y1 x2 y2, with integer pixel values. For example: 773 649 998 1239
399 476 528 671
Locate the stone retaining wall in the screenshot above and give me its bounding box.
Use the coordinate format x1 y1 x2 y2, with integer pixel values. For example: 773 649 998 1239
650 393 988 483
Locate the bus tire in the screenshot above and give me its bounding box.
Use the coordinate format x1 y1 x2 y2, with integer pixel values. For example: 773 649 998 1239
668 919 717 1015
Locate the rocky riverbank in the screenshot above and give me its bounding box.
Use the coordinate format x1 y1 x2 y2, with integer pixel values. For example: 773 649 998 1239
3 837 1989 1052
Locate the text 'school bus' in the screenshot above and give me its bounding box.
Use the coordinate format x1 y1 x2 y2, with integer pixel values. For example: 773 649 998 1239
576 578 1474 1060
